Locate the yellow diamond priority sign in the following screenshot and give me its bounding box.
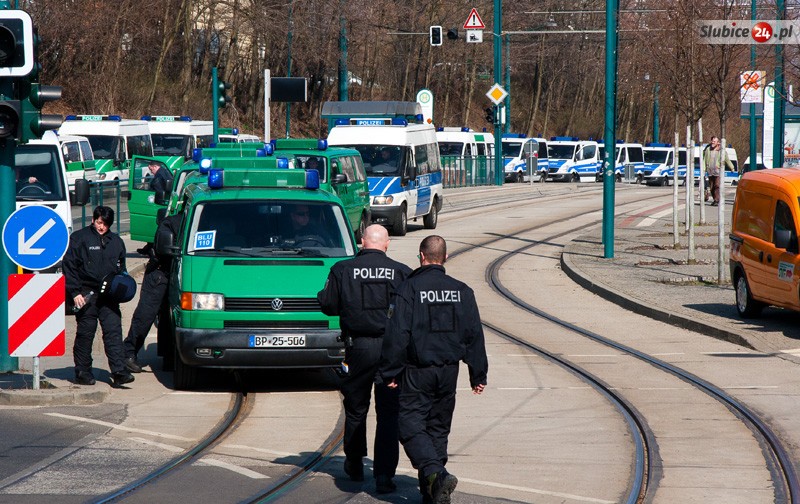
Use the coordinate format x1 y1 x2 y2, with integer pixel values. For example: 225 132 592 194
486 83 507 105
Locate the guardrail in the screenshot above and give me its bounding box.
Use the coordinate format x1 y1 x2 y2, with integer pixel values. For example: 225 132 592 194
441 155 496 188
70 179 127 235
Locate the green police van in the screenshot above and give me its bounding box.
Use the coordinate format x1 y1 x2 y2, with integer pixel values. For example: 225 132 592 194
273 138 371 241
155 163 356 389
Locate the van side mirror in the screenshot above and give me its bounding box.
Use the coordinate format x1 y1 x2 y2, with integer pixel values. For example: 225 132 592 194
154 190 169 205
775 228 796 252
156 208 168 225
332 173 347 185
73 179 90 206
154 226 177 257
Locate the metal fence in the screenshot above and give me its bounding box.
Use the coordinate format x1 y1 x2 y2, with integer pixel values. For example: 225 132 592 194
71 179 127 235
440 155 496 188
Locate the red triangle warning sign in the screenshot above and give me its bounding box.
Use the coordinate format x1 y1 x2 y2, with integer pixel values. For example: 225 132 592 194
463 8 485 30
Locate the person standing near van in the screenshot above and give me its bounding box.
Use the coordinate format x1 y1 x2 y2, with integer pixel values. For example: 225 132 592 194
379 235 488 504
317 224 412 493
147 161 173 194
704 136 733 206
63 206 135 388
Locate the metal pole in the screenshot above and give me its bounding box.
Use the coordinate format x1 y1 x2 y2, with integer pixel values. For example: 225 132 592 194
286 0 293 138
653 83 659 143
773 0 785 168
504 33 510 134
338 1 348 101
493 0 503 186
749 0 756 172
212 67 219 143
0 137 19 372
602 0 619 258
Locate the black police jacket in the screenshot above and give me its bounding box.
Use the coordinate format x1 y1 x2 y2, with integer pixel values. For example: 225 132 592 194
150 166 174 194
379 264 488 388
146 214 182 273
63 225 126 298
317 248 412 338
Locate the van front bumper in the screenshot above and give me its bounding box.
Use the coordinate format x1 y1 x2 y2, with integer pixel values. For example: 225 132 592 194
369 206 403 227
175 327 345 369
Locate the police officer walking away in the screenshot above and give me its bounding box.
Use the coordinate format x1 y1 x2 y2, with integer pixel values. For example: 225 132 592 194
63 206 135 387
123 214 182 373
317 224 412 493
379 235 488 504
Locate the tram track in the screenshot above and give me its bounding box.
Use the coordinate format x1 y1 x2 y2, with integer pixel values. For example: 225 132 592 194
441 190 799 503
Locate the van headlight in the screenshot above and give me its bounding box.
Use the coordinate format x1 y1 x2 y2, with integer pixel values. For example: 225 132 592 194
181 292 224 311
373 195 394 205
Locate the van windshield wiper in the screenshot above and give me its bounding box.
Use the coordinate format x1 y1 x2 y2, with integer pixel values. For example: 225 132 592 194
194 247 260 257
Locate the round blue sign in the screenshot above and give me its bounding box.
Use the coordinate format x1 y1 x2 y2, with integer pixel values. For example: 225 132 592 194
2 206 70 271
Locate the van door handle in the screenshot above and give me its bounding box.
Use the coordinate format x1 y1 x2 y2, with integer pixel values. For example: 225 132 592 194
766 254 773 264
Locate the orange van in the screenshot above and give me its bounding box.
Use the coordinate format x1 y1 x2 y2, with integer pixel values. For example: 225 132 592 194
730 168 800 317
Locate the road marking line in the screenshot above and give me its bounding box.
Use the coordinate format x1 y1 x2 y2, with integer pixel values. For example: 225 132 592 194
46 413 193 442
780 347 800 355
393 466 614 503
224 444 294 458
568 354 624 357
636 206 682 227
128 436 183 452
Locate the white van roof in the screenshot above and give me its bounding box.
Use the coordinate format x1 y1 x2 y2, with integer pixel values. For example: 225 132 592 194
60 115 149 136
143 116 213 135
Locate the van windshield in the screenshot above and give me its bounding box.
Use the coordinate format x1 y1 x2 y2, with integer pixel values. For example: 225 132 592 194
549 144 577 160
186 200 355 258
501 141 522 157
15 145 67 201
644 150 669 163
84 135 121 160
627 148 644 163
152 134 190 157
337 145 408 177
439 142 464 157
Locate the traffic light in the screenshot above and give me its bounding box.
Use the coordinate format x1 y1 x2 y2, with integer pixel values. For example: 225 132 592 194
484 106 496 125
216 79 232 108
0 10 34 77
430 26 442 46
19 82 62 141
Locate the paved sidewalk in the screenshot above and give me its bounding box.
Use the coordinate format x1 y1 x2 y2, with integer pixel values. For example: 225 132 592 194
561 201 800 361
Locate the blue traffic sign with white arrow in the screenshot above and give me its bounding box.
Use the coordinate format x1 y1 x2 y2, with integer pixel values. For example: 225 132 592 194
2 206 69 271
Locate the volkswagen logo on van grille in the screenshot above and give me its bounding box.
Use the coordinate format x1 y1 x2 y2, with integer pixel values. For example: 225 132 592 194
271 298 284 311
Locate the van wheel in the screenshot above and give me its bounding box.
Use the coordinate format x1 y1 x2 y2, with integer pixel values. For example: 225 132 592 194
571 172 579 183
735 273 764 318
615 173 622 183
423 199 438 229
173 350 197 390
516 171 524 183
355 212 368 243
392 205 407 236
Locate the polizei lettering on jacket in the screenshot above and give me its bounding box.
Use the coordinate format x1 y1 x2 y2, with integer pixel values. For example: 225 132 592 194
419 290 462 303
353 267 396 280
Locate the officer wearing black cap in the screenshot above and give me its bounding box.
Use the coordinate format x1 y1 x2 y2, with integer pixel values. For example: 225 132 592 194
123 214 182 373
379 235 488 504
63 206 135 388
317 224 412 493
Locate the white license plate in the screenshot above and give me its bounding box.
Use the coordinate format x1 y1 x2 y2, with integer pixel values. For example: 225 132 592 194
249 334 306 348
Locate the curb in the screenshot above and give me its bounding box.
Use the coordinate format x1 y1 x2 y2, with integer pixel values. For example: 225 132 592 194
560 240 756 351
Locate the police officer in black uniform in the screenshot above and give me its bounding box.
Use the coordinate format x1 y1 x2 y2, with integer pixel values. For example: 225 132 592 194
123 214 182 373
379 235 488 504
317 224 412 493
63 206 135 387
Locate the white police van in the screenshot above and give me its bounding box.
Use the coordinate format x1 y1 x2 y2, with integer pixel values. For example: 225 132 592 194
501 134 549 182
142 115 213 160
596 141 645 183
643 143 687 186
217 128 261 143
324 101 443 236
437 127 494 185
547 136 601 182
59 115 153 181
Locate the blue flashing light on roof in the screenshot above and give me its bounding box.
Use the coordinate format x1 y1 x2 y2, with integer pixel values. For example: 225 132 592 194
209 142 217 148
461 127 470 132
192 148 202 162
436 127 443 131
208 169 224 189
391 118 408 126
277 157 289 169
317 139 328 150
415 114 423 122
645 142 672 148
232 128 239 135
550 136 578 142
256 148 267 157
305 169 320 189
616 140 624 144
65 115 77 121
140 115 152 121
199 158 213 174
335 118 349 126
108 115 122 121
263 143 274 155
179 116 192 121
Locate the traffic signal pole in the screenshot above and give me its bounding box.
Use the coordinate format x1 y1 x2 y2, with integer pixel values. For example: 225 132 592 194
493 0 503 186
0 136 18 372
